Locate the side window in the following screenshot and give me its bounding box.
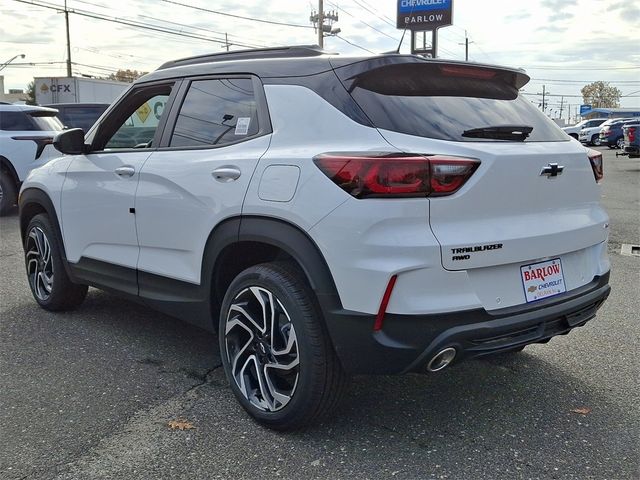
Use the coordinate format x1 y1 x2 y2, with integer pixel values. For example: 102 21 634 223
0 111 35 131
93 83 173 151
170 78 259 147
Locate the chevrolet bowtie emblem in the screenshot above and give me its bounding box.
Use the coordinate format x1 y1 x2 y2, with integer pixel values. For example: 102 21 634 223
540 163 564 177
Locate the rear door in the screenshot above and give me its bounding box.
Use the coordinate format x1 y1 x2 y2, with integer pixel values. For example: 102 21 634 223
134 76 271 286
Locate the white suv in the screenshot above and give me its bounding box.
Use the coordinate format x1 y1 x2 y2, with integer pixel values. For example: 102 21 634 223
18 47 611 430
0 104 63 214
562 118 607 139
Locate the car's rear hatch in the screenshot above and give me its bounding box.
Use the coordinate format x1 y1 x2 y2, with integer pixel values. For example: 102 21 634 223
331 57 608 274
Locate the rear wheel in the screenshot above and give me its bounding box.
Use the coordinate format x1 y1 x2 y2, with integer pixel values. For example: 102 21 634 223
0 173 17 216
616 137 624 149
219 262 347 430
591 134 601 146
24 214 88 311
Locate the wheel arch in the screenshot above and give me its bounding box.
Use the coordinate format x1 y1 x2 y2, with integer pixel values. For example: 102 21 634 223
205 215 343 328
0 156 20 187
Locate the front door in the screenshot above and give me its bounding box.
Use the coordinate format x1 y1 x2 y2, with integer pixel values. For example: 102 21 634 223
60 82 177 293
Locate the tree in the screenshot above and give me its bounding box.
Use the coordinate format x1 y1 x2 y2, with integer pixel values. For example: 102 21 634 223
581 81 621 108
108 69 148 83
25 80 36 105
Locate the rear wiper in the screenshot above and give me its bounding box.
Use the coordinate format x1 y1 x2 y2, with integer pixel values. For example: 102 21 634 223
462 125 533 141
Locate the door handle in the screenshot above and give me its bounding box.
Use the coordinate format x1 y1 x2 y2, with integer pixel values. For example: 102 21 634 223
212 166 241 182
114 166 135 178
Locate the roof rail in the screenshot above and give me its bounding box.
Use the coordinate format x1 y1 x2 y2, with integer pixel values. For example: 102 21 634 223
157 45 333 70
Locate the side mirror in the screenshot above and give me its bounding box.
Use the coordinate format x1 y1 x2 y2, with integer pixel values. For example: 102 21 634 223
53 128 88 154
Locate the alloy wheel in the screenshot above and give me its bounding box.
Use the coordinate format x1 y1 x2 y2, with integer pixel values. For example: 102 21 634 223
224 286 300 412
26 226 54 301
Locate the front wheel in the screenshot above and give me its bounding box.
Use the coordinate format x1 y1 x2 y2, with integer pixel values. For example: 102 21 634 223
591 135 601 146
219 262 347 430
24 214 88 311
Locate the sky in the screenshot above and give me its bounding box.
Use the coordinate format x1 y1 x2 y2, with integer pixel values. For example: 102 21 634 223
1 0 639 119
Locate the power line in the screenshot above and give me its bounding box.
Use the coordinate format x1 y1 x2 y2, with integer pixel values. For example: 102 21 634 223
525 65 640 71
349 0 396 28
13 0 264 49
160 0 313 29
327 2 397 41
334 35 375 53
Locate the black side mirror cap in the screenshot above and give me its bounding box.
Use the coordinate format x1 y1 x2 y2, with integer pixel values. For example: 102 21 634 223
53 128 89 154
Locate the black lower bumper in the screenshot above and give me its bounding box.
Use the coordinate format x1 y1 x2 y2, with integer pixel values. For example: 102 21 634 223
322 273 610 374
623 145 639 156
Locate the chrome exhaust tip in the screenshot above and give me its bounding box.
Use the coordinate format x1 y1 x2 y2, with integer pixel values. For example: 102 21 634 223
427 347 457 372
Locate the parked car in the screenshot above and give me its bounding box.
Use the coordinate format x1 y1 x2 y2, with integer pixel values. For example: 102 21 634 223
43 103 109 133
19 47 611 430
599 118 639 149
0 104 63 214
578 118 619 146
562 118 607 139
619 123 640 158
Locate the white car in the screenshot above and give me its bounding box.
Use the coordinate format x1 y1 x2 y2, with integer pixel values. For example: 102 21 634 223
18 47 611 430
0 104 63 214
562 118 607 139
578 118 621 146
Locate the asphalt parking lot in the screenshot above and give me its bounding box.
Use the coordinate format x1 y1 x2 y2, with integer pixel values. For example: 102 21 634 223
1 147 638 480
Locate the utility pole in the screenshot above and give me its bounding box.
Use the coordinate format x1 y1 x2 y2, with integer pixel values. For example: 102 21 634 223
541 85 547 113
559 96 564 120
310 1 339 48
223 33 230 52
318 0 324 48
458 30 474 61
64 0 72 77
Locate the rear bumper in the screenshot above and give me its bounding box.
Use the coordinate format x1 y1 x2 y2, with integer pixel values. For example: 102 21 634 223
623 145 639 155
323 273 610 374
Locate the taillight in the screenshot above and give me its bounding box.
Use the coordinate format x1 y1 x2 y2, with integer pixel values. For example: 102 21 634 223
628 127 636 142
587 149 603 183
313 153 480 198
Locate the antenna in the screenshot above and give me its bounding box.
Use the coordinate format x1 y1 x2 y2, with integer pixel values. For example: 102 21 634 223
395 4 415 53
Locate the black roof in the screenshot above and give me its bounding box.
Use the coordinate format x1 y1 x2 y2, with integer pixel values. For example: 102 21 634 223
140 45 529 86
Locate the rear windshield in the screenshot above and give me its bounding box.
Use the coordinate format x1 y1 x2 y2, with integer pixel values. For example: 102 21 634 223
29 111 64 131
345 63 568 142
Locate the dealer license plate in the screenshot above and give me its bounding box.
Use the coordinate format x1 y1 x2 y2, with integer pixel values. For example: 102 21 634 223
520 258 566 303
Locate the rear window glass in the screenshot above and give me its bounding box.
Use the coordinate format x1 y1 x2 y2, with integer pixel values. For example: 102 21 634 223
170 78 259 147
346 63 568 142
0 111 35 131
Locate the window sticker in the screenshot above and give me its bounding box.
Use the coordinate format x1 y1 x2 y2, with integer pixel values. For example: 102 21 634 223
235 117 251 136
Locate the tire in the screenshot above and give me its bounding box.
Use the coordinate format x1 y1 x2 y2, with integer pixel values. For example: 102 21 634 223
591 135 601 146
616 137 624 149
24 214 88 311
0 173 17 216
219 262 347 430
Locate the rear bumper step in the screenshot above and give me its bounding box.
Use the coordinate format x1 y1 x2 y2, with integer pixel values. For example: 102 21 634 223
323 273 610 374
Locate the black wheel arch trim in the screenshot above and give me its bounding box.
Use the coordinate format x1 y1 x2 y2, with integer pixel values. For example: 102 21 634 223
18 187 79 283
0 156 21 185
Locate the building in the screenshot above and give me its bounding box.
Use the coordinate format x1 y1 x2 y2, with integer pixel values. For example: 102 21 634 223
582 108 640 120
0 76 28 103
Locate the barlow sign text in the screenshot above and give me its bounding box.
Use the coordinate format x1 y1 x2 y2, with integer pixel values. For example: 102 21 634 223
397 0 453 29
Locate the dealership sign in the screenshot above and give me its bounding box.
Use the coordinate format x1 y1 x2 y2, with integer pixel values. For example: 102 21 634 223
397 0 453 29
